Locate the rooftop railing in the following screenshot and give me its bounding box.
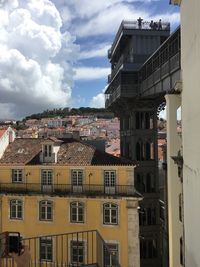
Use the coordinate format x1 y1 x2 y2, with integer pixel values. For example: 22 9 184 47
0 183 137 197
1 230 121 267
110 20 170 57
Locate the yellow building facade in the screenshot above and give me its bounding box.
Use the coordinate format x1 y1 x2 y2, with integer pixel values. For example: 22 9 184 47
0 138 141 267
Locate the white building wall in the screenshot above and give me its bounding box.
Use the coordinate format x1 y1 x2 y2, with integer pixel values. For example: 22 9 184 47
0 127 15 159
165 94 183 267
181 0 200 266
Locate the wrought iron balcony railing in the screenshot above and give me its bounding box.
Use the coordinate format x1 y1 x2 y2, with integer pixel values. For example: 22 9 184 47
1 230 121 267
0 183 137 197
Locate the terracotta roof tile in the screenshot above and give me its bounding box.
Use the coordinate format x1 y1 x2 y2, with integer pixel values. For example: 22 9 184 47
0 138 134 166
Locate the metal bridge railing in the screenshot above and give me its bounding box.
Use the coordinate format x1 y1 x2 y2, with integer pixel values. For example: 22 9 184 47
1 230 121 267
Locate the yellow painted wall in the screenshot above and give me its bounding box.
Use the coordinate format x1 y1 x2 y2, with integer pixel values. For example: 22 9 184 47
0 165 134 186
0 165 136 266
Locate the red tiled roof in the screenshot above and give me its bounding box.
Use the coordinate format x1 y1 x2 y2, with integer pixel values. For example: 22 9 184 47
0 138 134 166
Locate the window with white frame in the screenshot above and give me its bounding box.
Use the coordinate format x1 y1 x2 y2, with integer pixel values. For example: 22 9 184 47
71 241 84 265
40 237 53 262
39 200 53 221
41 170 53 185
10 199 23 220
44 144 52 157
104 171 116 194
70 202 84 223
103 203 118 225
12 169 23 183
71 170 83 192
104 243 119 267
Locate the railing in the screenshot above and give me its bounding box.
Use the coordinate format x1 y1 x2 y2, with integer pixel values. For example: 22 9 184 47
105 84 139 108
1 230 121 267
139 27 180 83
110 20 170 56
0 183 136 197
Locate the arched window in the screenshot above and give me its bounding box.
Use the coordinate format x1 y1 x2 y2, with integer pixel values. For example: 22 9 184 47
146 173 155 193
136 142 141 160
135 112 140 129
10 199 23 219
145 113 150 129
139 207 156 225
39 200 53 221
70 202 84 223
136 140 144 160
146 142 151 160
103 203 118 225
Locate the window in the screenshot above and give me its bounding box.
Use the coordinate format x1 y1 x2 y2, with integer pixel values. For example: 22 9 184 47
70 202 84 223
41 170 53 192
44 145 52 157
180 237 183 265
139 207 156 225
140 239 157 259
40 237 53 262
179 194 182 222
12 169 23 183
136 140 144 161
103 203 118 225
104 243 119 267
71 241 84 266
71 170 83 192
136 173 155 193
104 171 116 194
41 170 53 185
10 200 23 220
39 201 53 221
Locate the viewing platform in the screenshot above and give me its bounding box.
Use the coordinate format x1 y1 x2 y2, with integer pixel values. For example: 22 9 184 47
108 19 170 59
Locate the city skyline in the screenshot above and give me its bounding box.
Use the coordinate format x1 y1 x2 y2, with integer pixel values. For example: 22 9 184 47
0 0 180 119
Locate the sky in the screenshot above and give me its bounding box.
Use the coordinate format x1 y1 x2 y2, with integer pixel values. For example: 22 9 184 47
0 0 180 119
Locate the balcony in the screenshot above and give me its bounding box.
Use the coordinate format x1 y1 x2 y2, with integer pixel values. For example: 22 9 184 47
0 183 137 197
105 84 139 109
1 230 121 267
105 71 139 109
109 54 137 83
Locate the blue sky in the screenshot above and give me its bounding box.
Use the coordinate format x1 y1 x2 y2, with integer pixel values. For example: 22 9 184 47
0 0 180 119
56 0 180 108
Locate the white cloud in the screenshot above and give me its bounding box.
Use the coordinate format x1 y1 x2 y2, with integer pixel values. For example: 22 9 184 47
0 0 79 119
74 67 110 81
57 0 160 21
90 93 105 108
79 43 111 60
90 86 108 108
73 4 146 37
65 0 179 38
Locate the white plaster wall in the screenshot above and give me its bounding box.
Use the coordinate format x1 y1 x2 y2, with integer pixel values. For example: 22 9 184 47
181 0 200 266
165 95 183 267
0 127 15 159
